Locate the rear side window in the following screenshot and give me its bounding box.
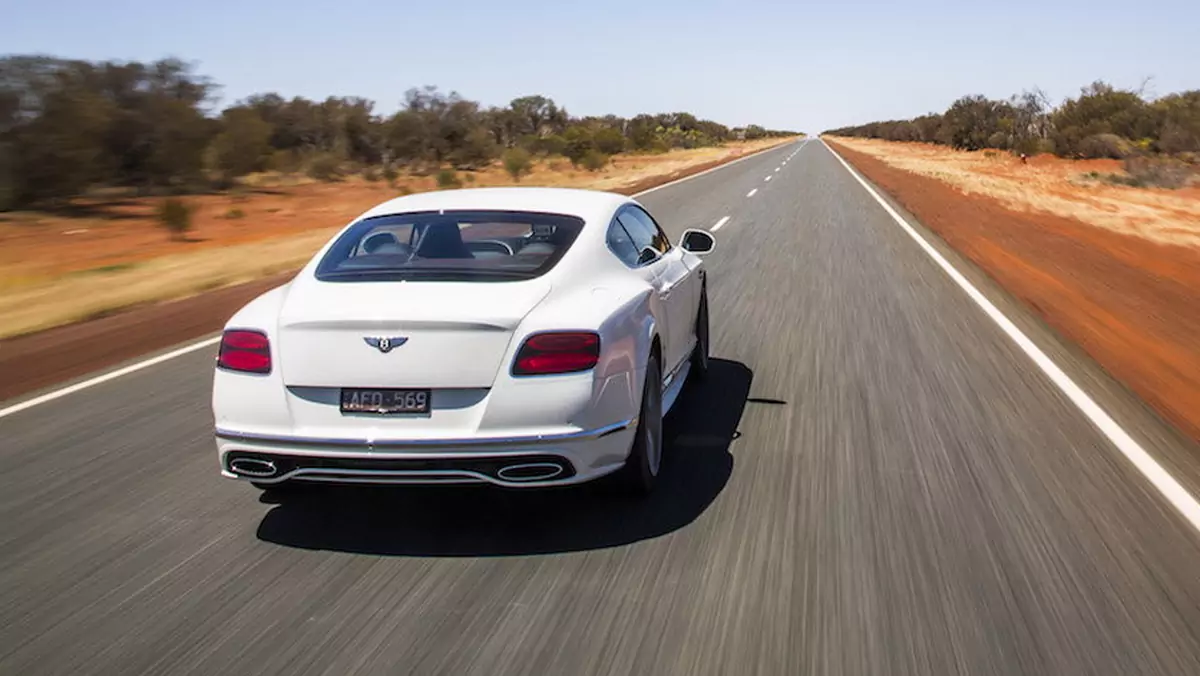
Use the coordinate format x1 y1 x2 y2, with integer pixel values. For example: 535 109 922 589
606 220 641 267
622 206 672 255
315 210 585 282
616 209 663 265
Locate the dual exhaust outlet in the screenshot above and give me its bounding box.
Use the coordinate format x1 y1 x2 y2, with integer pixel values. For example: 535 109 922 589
227 456 566 483
494 462 564 482
229 458 277 477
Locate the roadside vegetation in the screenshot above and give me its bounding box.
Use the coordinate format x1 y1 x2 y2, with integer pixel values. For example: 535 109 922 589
0 54 800 339
0 55 798 211
824 81 1200 189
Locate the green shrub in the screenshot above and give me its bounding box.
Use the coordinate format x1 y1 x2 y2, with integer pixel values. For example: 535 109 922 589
517 134 542 152
563 127 594 166
464 173 476 183
0 146 15 212
580 150 609 172
593 128 626 155
1117 156 1196 189
1012 137 1042 157
362 166 380 182
157 198 194 239
538 135 567 156
436 168 461 189
270 149 302 175
225 207 245 219
1077 133 1135 159
648 138 671 154
503 147 533 182
307 154 343 181
210 108 272 179
381 164 399 186
449 128 499 169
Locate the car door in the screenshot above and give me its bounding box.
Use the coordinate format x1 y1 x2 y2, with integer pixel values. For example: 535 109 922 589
617 206 695 378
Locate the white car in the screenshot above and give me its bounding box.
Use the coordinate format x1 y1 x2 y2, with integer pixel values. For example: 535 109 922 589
212 187 715 495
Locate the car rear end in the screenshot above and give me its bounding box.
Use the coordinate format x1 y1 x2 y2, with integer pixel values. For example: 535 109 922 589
212 207 640 487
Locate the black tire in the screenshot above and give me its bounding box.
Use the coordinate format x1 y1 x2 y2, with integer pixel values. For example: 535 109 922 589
689 284 710 383
615 352 664 496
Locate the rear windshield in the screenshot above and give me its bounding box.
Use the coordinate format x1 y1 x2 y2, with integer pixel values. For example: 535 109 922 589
315 210 585 282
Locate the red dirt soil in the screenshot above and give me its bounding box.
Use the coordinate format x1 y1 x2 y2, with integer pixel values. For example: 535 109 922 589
828 140 1200 443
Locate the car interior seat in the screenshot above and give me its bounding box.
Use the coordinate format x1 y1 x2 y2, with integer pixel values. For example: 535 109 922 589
362 231 404 255
415 224 473 259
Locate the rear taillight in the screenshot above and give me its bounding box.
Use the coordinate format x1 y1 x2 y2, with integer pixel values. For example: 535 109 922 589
217 329 272 374
512 332 600 376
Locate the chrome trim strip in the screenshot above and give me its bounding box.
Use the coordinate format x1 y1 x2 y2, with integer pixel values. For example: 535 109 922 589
252 468 544 487
214 418 634 449
233 462 628 487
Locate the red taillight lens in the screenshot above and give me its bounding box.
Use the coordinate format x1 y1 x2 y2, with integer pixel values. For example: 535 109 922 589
217 329 271 374
512 332 600 376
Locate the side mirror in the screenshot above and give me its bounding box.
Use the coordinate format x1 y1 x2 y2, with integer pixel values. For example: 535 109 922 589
679 228 715 255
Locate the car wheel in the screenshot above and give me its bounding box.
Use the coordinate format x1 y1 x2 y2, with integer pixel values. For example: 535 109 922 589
689 284 710 382
615 352 664 496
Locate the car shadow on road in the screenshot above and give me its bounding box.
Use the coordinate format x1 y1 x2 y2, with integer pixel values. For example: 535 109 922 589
255 358 752 557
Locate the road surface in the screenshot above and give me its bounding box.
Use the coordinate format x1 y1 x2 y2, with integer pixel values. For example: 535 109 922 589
5 140 1200 675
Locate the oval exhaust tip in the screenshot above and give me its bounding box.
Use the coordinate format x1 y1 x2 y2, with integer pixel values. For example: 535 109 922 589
230 458 277 478
496 462 564 482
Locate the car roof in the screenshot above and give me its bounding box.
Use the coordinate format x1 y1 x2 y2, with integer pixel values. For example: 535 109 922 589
357 187 633 225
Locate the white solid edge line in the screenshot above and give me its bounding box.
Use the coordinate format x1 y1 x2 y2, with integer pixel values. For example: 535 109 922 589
0 336 222 420
821 139 1200 534
1 140 807 418
747 188 758 198
712 216 731 231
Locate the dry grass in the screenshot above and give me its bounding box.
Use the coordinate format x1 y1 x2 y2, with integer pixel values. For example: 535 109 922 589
0 138 792 339
827 137 1200 249
0 229 341 338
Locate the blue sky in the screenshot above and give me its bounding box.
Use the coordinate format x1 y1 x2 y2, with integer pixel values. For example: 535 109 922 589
3 0 1198 133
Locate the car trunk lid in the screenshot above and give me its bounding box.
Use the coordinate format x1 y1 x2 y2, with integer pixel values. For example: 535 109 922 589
276 277 552 388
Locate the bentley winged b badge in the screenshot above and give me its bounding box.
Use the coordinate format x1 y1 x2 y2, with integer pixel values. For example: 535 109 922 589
364 336 408 353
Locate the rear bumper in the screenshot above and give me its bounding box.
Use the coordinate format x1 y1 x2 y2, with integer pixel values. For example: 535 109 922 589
214 420 636 488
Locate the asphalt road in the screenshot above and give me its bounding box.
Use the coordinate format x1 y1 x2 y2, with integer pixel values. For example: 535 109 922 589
5 140 1200 675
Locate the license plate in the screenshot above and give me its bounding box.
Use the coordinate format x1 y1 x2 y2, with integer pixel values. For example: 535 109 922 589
340 388 431 414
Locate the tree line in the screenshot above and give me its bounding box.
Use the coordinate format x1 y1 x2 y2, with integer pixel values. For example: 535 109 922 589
0 55 798 210
823 81 1200 161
